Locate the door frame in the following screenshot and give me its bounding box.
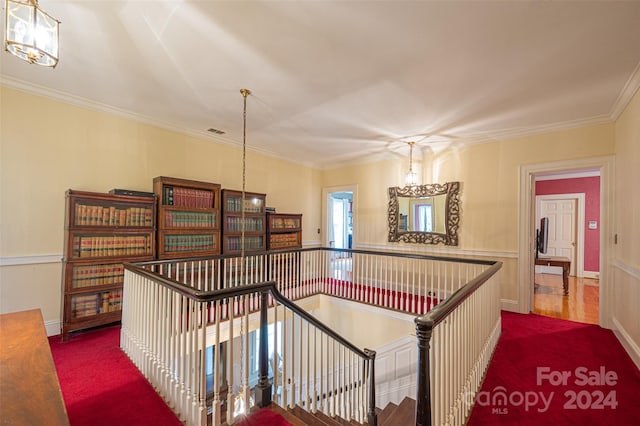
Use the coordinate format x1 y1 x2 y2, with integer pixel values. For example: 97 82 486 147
322 184 357 249
535 193 585 277
518 156 614 328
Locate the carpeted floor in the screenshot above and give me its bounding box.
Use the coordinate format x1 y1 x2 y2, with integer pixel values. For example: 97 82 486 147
49 312 640 425
467 311 640 425
49 326 182 426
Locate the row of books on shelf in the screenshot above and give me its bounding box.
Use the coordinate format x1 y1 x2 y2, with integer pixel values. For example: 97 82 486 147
226 236 264 251
71 290 122 319
164 234 215 252
270 217 300 229
163 185 215 208
269 233 300 249
75 204 153 227
226 216 264 232
225 197 263 213
73 235 152 258
165 211 216 228
71 263 125 288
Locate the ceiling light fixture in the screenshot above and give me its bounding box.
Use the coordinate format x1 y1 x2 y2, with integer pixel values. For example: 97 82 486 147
234 87 254 419
4 0 59 67
405 141 418 186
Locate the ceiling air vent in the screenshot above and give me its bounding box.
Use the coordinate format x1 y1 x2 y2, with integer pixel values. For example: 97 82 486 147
207 128 225 135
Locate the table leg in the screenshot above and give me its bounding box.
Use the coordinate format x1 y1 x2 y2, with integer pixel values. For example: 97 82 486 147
562 265 569 296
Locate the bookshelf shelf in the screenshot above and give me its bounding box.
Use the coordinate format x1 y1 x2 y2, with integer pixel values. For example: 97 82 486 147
222 189 267 254
61 190 156 341
153 176 221 259
267 213 303 250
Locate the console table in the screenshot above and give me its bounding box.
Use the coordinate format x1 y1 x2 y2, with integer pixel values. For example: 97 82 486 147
535 256 571 296
0 309 69 425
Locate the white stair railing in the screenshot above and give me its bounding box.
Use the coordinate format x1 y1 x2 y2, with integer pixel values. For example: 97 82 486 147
124 248 502 426
121 266 377 426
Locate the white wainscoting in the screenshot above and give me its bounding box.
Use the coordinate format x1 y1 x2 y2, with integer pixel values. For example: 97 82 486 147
374 335 417 408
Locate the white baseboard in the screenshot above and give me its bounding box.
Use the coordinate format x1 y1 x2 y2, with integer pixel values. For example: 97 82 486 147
583 271 599 279
611 316 640 371
44 319 61 337
500 298 520 312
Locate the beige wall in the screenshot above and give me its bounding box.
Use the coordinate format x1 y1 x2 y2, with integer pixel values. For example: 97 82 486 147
321 124 616 304
1 84 637 365
0 86 321 329
613 88 640 364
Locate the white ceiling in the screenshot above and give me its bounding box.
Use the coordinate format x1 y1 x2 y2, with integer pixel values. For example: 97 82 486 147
2 1 640 169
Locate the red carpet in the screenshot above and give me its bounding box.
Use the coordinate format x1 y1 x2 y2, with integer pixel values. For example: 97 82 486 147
49 326 181 426
50 326 293 425
468 312 640 425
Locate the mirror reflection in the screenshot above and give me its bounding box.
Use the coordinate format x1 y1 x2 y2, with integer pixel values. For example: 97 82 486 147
397 194 447 233
388 182 460 245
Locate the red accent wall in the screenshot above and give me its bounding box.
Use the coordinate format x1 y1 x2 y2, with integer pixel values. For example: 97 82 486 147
535 176 600 272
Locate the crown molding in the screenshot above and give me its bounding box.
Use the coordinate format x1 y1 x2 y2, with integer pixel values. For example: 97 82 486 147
1 70 631 171
609 60 640 120
0 75 315 168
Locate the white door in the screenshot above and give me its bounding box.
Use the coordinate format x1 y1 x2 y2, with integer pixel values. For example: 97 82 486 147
537 198 577 276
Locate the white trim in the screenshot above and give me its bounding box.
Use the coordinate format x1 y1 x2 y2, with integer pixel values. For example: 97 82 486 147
302 240 322 248
356 242 518 260
535 193 586 277
535 170 600 181
518 156 614 329
611 259 640 281
2 74 628 171
612 317 640 371
500 298 520 312
320 294 416 323
583 271 600 280
0 254 62 266
44 320 62 337
322 184 358 249
0 76 316 169
609 60 640 121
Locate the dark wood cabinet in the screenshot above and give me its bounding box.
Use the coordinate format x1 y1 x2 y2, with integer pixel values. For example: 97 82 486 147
61 190 156 341
267 213 302 250
153 176 221 259
221 189 266 254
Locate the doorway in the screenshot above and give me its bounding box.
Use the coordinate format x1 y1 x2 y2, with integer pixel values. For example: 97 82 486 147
518 156 613 328
325 189 354 250
535 193 584 277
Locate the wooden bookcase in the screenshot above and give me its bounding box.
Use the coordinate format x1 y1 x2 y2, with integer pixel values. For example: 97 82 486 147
61 190 156 341
267 213 303 250
221 189 266 254
153 176 221 259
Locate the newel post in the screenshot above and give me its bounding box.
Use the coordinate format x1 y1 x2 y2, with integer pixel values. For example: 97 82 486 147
364 348 377 426
415 318 434 426
255 290 272 407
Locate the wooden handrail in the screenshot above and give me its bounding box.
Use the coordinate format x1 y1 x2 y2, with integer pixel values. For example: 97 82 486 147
133 246 497 267
414 261 502 426
125 263 374 361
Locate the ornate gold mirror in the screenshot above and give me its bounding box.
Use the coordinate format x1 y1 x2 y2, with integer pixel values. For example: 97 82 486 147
387 182 460 245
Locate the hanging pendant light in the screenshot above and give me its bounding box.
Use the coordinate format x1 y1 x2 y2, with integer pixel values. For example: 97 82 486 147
4 0 60 67
234 88 254 418
405 141 418 186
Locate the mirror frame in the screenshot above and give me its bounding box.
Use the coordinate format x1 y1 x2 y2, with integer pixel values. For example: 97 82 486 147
387 181 460 245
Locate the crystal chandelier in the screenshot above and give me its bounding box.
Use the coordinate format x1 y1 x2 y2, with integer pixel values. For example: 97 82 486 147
4 0 60 67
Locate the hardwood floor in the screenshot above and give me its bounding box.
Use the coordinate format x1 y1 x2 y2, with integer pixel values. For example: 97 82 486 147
533 273 599 324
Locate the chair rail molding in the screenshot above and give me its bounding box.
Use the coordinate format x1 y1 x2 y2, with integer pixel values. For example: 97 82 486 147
0 254 62 266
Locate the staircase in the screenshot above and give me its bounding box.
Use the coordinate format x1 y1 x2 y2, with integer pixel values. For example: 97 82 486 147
230 398 416 426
